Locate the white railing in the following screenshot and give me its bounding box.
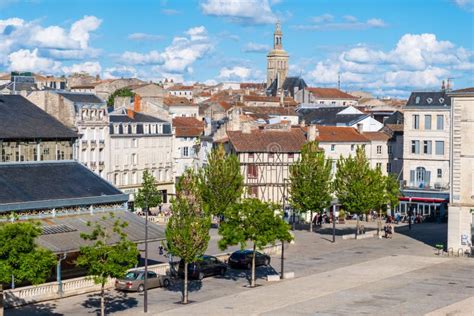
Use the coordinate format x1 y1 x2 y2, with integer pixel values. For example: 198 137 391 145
4 244 281 308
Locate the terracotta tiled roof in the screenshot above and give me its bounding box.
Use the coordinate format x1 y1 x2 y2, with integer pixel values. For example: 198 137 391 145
219 101 233 111
169 85 194 91
240 83 265 89
300 125 368 143
163 96 194 106
227 128 306 152
242 95 297 106
172 117 204 137
306 88 357 100
239 106 297 116
362 131 391 141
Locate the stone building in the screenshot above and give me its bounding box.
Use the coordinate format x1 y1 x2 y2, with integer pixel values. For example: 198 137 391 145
448 88 474 252
400 91 451 218
108 107 174 205
295 87 358 107
266 22 289 89
27 91 109 177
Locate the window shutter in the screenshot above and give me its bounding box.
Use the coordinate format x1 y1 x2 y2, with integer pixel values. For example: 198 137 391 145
410 170 415 183
426 171 431 187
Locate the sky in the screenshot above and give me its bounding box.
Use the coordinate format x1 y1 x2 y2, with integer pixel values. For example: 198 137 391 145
0 0 473 97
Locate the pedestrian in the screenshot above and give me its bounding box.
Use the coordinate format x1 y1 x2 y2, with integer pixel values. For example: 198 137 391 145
159 245 164 256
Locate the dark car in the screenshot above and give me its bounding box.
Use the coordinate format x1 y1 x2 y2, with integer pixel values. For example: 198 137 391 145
228 250 271 269
178 255 227 280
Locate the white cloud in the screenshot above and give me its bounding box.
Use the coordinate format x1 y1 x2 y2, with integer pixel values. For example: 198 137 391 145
62 61 101 75
69 16 102 49
294 15 388 31
121 51 164 65
242 42 270 53
128 33 164 41
218 66 262 81
304 33 473 97
451 0 474 11
8 48 60 72
103 66 138 79
201 0 278 24
161 8 180 15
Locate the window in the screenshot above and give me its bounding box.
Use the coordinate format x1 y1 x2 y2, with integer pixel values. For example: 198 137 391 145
424 115 431 130
388 145 392 155
182 147 189 157
247 164 258 178
423 140 432 154
249 186 258 198
436 115 444 130
132 153 138 164
376 162 382 169
248 153 254 159
387 163 392 173
331 144 336 152
411 167 430 188
437 169 442 178
268 153 274 158
413 115 419 129
376 145 382 155
114 173 119 185
132 138 138 148
435 141 444 155
411 140 420 154
288 153 294 159
351 144 355 151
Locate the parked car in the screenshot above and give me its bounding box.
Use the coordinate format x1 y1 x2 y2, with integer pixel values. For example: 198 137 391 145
178 255 227 280
115 270 171 292
228 250 271 269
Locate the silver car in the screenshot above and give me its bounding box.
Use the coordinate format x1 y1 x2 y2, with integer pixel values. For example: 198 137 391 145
115 270 171 292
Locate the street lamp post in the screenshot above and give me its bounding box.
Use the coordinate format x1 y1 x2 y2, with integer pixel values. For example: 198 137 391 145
331 198 338 243
144 202 149 313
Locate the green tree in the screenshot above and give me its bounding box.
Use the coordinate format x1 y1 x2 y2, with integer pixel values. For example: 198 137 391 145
166 169 211 304
135 170 162 213
0 221 56 315
334 147 377 237
372 171 400 233
107 88 135 107
289 141 333 232
218 198 293 287
76 213 139 316
199 144 244 219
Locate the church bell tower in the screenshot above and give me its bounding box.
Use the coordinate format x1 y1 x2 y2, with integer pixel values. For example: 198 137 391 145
266 22 289 89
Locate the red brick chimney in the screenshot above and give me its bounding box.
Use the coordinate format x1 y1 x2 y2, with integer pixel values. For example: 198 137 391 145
134 94 141 113
127 108 135 119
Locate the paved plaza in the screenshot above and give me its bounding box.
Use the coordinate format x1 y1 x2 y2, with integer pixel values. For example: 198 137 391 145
7 223 474 316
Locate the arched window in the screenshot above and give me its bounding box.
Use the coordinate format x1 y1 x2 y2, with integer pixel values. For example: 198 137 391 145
415 167 431 188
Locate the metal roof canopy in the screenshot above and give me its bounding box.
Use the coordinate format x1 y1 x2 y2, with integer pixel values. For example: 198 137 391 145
36 210 166 254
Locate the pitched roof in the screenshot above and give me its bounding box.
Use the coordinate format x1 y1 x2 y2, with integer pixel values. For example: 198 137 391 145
384 124 404 132
406 91 451 107
452 87 474 93
163 96 194 106
172 117 204 137
242 95 297 106
0 95 78 140
227 128 307 152
109 110 167 123
169 85 194 91
306 88 357 100
301 125 368 143
0 161 127 212
240 106 297 116
57 92 104 104
362 131 391 141
298 107 368 126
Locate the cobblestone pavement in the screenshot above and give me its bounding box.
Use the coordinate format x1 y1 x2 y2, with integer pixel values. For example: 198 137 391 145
7 223 474 316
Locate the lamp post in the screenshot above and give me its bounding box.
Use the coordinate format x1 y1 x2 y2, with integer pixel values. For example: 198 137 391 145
144 202 149 313
331 198 338 243
280 178 289 279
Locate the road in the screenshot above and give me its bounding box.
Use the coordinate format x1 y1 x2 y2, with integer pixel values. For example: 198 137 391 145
7 222 474 315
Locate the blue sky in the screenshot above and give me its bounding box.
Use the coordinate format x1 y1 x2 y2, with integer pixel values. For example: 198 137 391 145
0 0 473 97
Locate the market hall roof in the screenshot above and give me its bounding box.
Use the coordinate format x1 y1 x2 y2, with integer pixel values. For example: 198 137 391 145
56 92 105 104
36 210 166 254
0 161 128 212
0 95 78 140
298 106 368 126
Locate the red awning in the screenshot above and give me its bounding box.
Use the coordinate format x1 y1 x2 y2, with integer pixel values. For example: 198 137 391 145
399 197 448 203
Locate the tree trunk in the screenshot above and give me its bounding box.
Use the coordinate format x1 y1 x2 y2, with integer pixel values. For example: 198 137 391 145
0 284 4 316
309 211 313 232
100 282 105 316
183 262 188 304
251 243 256 288
356 218 360 239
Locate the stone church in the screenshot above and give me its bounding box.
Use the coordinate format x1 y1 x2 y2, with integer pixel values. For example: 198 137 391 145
266 22 289 89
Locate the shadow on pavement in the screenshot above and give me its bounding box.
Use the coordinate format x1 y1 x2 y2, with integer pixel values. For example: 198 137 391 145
316 226 377 236
218 265 279 285
81 290 138 315
165 278 203 293
395 223 447 248
6 302 63 316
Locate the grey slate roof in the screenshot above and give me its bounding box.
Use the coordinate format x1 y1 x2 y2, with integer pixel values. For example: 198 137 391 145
57 92 104 104
0 161 128 212
406 92 451 108
109 112 167 123
36 210 165 253
298 107 368 126
0 95 78 140
267 77 307 97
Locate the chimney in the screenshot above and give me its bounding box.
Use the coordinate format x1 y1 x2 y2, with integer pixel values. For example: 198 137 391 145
308 124 318 142
134 94 141 113
441 80 446 91
357 123 363 134
127 108 135 119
